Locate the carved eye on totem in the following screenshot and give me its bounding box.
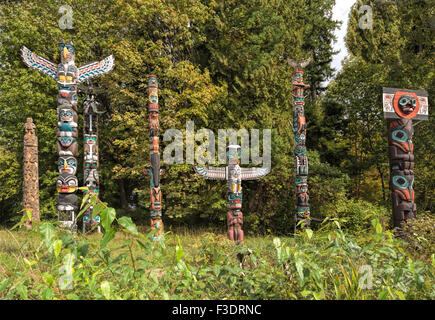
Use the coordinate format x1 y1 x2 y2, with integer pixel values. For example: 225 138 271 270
398 95 417 114
392 175 409 189
392 130 408 143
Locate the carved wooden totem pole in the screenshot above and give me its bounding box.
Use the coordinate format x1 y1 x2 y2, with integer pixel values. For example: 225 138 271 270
194 145 270 243
23 118 40 229
288 58 311 230
383 88 429 228
82 93 102 233
21 39 114 230
143 75 165 241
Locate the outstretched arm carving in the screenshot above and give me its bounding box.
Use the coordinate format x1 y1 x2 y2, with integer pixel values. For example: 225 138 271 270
194 166 227 180
240 166 270 180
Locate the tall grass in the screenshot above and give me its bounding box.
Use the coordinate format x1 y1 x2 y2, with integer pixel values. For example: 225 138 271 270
0 200 433 300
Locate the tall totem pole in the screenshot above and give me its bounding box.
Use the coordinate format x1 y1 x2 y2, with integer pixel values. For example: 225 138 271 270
194 145 270 243
382 88 429 228
21 39 114 230
23 118 40 229
287 58 312 230
82 93 102 233
144 75 165 240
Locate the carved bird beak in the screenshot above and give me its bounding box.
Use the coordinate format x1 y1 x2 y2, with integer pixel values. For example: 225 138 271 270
63 47 69 59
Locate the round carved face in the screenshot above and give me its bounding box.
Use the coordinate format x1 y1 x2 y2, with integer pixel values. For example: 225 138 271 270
398 95 417 114
56 173 78 193
393 92 420 119
59 108 74 122
58 156 77 175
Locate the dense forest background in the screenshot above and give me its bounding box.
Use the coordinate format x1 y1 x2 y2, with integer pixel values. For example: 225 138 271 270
0 0 433 234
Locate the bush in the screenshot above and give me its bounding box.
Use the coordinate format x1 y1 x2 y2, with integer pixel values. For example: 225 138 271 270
325 198 390 232
400 212 435 264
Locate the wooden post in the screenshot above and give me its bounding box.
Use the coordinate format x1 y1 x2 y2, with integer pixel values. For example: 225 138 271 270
23 118 39 229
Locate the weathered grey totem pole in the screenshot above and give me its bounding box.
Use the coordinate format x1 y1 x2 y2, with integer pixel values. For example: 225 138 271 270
82 93 102 233
382 88 429 228
143 75 165 241
23 118 40 229
288 58 312 230
21 39 114 230
194 145 270 243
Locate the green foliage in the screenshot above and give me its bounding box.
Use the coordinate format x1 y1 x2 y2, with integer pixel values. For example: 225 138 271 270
325 198 390 232
0 0 342 232
400 212 435 264
0 198 433 300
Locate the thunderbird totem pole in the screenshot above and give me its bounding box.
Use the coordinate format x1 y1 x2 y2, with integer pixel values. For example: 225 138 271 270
382 88 429 228
194 145 270 243
82 93 102 233
23 118 40 229
21 39 114 230
287 58 312 230
143 75 165 241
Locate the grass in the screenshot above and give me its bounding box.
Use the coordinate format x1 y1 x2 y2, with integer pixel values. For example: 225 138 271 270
0 212 434 300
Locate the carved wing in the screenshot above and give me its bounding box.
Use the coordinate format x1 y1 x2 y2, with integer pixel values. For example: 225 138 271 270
287 58 298 68
78 55 114 83
300 57 312 68
287 57 311 69
21 46 57 80
240 167 270 180
194 166 226 180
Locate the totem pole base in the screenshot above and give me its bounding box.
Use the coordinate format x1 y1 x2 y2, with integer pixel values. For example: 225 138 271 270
227 211 244 243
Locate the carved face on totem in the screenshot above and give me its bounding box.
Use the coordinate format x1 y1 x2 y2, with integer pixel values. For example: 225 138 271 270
84 135 97 146
228 193 242 210
58 85 78 108
58 107 77 123
58 156 77 175
60 39 75 64
150 187 162 211
292 71 303 83
393 92 420 119
149 111 159 132
84 160 98 172
294 133 306 146
149 136 159 154
56 172 78 193
84 168 99 193
392 174 414 202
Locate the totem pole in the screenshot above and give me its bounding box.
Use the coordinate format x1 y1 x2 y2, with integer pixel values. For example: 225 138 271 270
194 145 270 243
382 88 429 228
23 118 40 229
21 39 114 230
143 75 165 241
287 58 311 230
82 93 102 233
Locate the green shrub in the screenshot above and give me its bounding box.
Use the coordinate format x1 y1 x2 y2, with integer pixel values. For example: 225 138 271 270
324 198 390 232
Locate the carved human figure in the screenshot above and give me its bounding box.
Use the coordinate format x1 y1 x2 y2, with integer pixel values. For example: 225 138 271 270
194 145 269 243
